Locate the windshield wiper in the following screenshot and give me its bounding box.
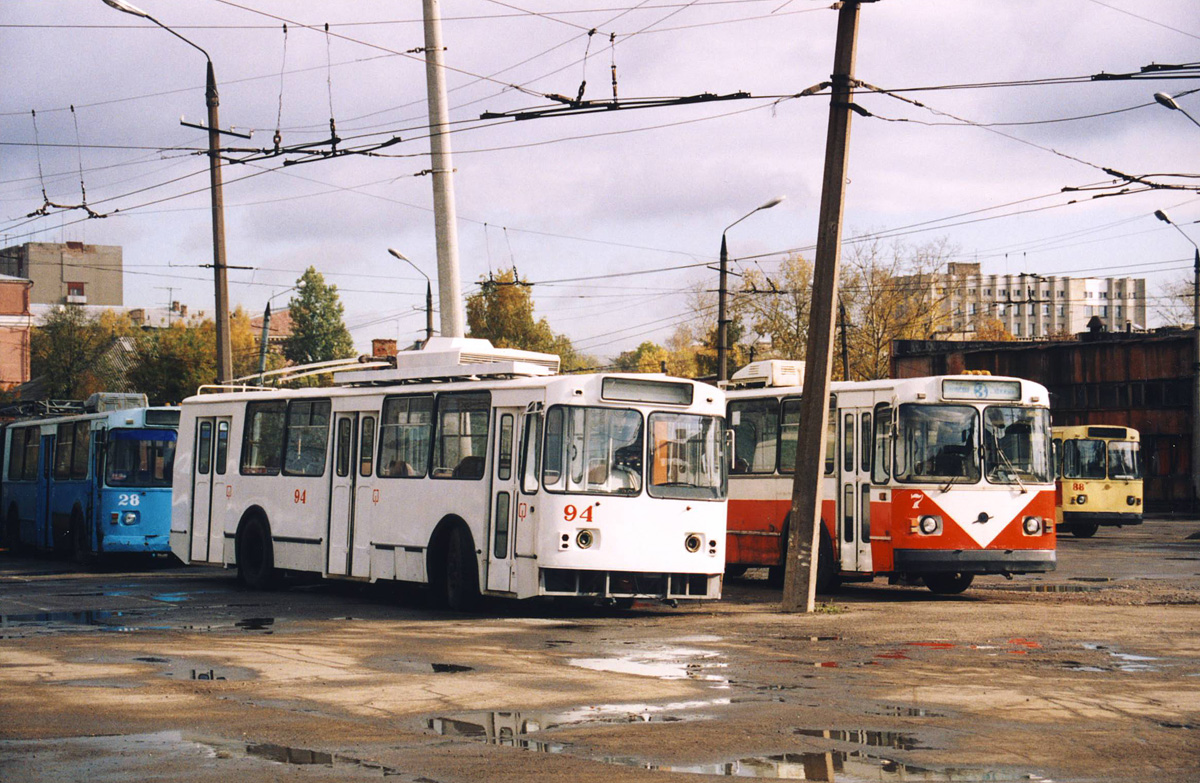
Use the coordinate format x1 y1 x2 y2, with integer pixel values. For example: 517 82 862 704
987 428 1026 494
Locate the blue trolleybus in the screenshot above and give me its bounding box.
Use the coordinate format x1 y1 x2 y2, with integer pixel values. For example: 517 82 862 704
1 397 180 559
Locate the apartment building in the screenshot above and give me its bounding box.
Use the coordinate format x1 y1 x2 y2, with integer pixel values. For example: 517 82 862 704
0 241 123 307
904 263 1147 339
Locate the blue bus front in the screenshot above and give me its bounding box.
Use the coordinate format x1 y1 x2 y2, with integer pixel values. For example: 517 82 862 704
98 428 177 554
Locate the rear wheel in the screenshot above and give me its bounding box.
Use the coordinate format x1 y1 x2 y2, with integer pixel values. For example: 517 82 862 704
237 516 278 590
815 525 841 594
1070 523 1100 539
924 572 974 595
439 525 480 611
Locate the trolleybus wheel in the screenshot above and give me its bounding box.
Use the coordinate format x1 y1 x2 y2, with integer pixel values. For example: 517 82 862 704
923 572 974 595
1070 523 1099 539
440 525 481 611
237 516 278 590
72 509 94 566
768 522 839 592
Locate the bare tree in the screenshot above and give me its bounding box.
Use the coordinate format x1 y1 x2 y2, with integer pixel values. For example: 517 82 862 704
1155 274 1194 328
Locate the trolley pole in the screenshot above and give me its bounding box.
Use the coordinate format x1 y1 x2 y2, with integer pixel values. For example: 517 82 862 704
422 0 466 338
781 0 871 612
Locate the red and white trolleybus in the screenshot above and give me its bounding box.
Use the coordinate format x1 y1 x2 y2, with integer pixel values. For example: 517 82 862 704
725 361 1056 594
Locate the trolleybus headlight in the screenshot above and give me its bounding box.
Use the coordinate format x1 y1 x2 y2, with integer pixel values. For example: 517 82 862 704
684 533 703 553
121 511 139 526
1022 516 1042 535
1073 494 1087 505
576 529 595 549
917 515 942 535
1127 496 1137 506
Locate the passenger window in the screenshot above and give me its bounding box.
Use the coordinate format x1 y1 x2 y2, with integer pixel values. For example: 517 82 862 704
241 400 286 475
54 422 74 479
7 429 25 481
779 398 801 473
872 404 892 484
335 418 352 478
520 412 542 494
434 392 490 480
215 421 229 475
728 398 780 474
23 428 39 481
197 421 213 475
72 421 90 480
843 483 854 543
497 413 514 481
360 416 376 477
379 396 433 478
283 399 331 477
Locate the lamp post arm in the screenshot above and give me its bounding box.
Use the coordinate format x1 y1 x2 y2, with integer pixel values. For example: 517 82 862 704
139 12 212 64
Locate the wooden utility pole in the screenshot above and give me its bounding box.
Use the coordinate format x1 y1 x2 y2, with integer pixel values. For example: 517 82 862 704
781 0 870 612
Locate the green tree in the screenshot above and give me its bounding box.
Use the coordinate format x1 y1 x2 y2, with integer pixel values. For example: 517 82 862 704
466 269 592 371
283 267 355 367
31 306 121 399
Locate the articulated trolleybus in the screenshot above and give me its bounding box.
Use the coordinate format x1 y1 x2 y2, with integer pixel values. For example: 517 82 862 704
2 394 180 559
170 338 727 608
1053 424 1142 538
726 361 1056 594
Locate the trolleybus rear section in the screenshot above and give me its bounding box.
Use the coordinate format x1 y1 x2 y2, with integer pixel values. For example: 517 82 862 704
1053 425 1143 538
169 338 727 607
725 362 1056 594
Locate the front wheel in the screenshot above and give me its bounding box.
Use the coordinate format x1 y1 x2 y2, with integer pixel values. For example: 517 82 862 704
924 572 974 595
237 517 278 590
439 525 480 611
1070 523 1099 539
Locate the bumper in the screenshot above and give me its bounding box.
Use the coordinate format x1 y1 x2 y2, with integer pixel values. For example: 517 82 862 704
539 568 722 600
1061 511 1143 527
102 533 171 554
893 548 1056 575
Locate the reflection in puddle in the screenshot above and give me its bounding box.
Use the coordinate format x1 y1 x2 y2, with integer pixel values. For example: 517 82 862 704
426 714 566 753
1 610 114 626
611 749 1039 781
1005 584 1104 593
867 704 947 718
247 743 332 765
794 729 926 751
570 646 728 686
235 617 275 631
1078 643 1161 672
431 663 473 673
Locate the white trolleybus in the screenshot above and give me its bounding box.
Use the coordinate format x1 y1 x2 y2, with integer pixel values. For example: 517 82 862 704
725 361 1056 594
170 338 728 608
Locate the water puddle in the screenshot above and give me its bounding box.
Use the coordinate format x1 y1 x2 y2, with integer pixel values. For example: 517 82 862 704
569 646 728 686
430 663 473 673
867 704 947 718
794 729 926 751
234 617 275 632
606 749 1041 781
1004 584 1104 593
1076 643 1161 673
427 699 727 740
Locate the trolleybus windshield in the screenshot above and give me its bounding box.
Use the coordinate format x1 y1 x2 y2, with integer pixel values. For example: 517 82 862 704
983 406 1052 484
1108 440 1141 480
895 404 979 483
544 406 644 495
105 429 177 488
647 413 725 501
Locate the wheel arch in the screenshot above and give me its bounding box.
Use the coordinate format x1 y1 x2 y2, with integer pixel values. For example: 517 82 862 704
426 514 475 583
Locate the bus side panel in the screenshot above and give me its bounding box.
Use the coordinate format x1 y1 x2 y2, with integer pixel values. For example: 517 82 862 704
726 496 789 567
820 497 836 560
4 481 37 547
100 487 172 554
49 479 90 552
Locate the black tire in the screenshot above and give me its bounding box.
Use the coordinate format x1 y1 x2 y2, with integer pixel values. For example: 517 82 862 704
924 572 975 595
725 564 749 579
767 565 785 588
237 516 278 590
439 525 481 611
1071 523 1100 539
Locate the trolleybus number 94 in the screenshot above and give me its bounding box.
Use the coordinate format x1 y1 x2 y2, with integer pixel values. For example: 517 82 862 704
563 504 594 523
294 489 307 505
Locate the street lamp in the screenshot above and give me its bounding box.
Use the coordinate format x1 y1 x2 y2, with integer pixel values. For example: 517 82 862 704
1154 92 1200 130
102 0 233 383
1156 208 1200 509
718 196 785 382
388 248 434 345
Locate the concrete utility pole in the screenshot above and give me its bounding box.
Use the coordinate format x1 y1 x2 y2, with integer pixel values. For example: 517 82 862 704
422 0 466 338
781 0 872 612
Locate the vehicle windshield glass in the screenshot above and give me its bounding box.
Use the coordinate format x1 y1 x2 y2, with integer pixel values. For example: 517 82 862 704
647 413 726 501
1063 439 1106 479
1108 441 1141 480
895 404 979 483
543 406 643 496
983 406 1052 484
106 429 177 487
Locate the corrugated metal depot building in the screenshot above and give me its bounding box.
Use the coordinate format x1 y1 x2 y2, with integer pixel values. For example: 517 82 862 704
892 331 1194 512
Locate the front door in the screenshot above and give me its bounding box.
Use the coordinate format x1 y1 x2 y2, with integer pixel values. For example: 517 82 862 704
486 408 521 592
837 407 874 573
328 412 358 576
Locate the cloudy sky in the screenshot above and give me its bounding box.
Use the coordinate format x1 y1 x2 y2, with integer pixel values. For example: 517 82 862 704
2 0 1198 359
